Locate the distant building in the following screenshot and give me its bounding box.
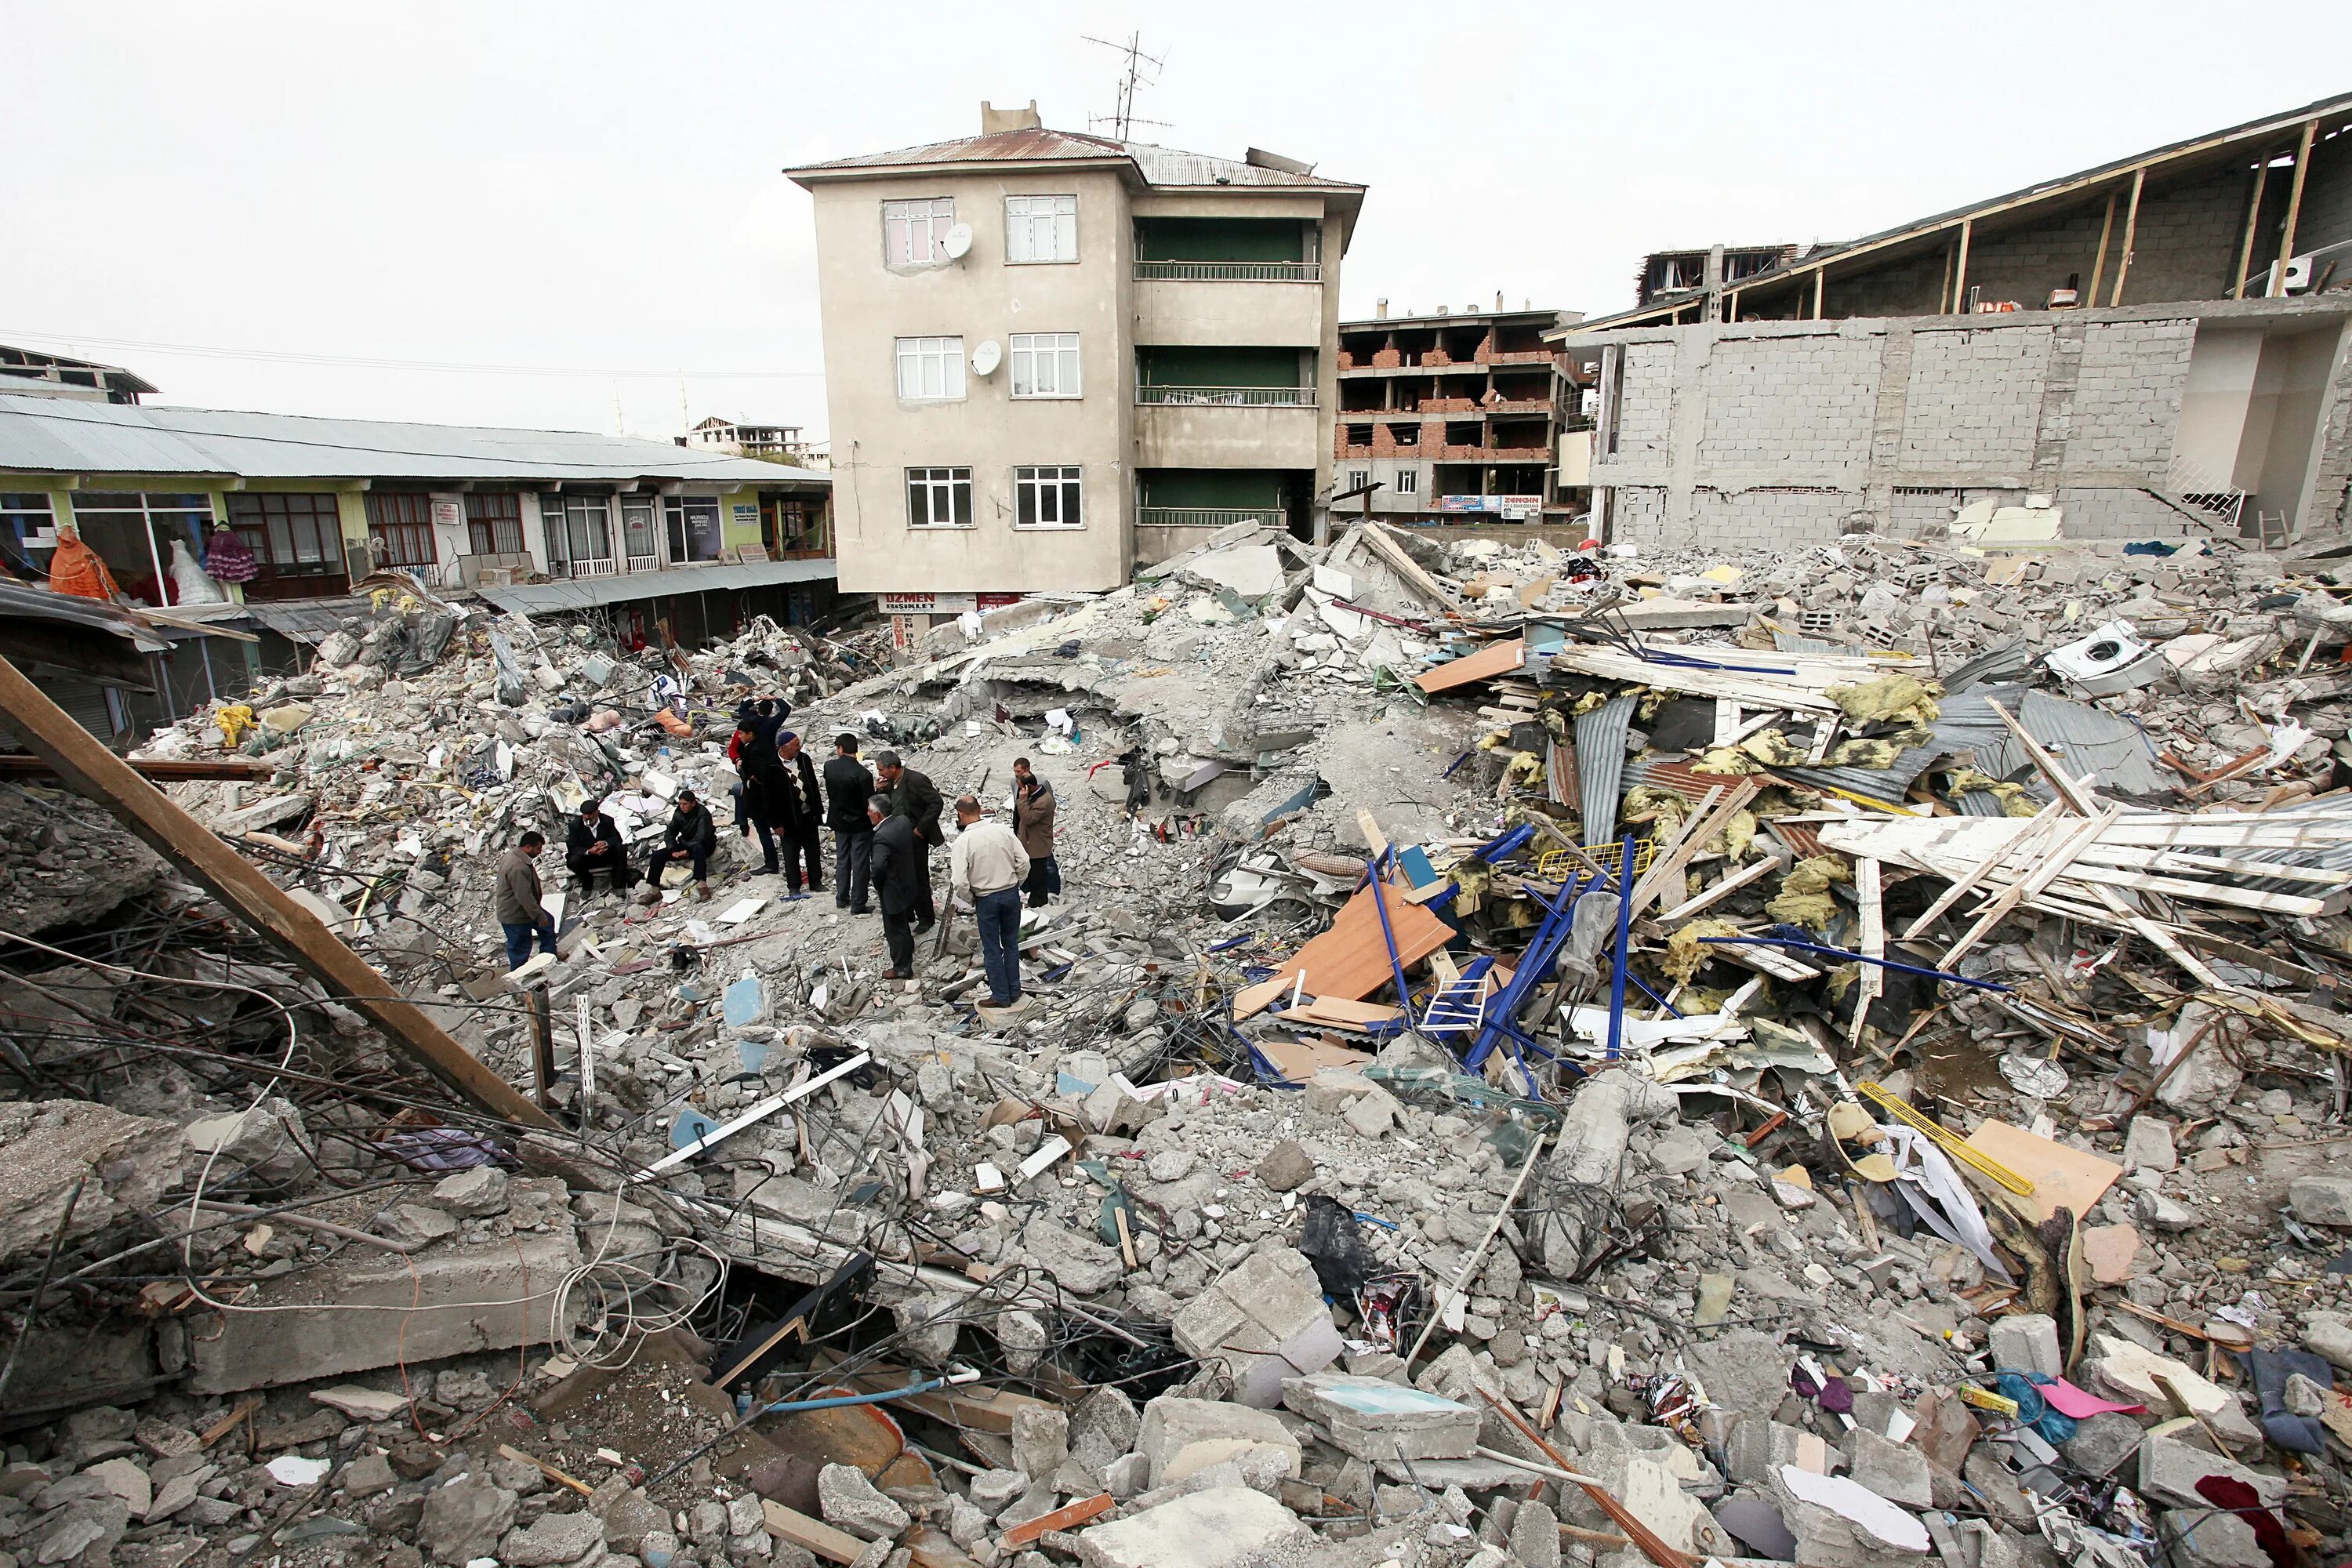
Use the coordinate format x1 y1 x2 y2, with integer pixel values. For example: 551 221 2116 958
0 393 835 742
0 345 156 405
685 416 817 463
1332 299 1580 527
1626 245 1802 321
786 102 1365 608
1556 90 2352 549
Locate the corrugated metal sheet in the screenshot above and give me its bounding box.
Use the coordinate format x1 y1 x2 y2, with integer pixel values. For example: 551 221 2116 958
789 129 1358 191
243 597 378 643
0 396 833 485
1576 695 1636 842
1984 688 2171 797
477 558 836 613
1773 685 2027 804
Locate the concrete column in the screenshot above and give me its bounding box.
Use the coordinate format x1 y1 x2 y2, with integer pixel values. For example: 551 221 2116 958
1861 322 1915 532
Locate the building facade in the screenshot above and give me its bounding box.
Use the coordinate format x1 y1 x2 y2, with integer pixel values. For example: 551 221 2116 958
787 105 1363 597
1559 92 2352 549
1332 301 1579 526
0 394 837 740
685 416 818 463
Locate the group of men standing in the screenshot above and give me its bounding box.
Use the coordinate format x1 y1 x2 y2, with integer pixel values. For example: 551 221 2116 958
494 699 1065 1014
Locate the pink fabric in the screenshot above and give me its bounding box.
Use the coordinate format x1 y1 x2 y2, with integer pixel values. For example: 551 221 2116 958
2041 1379 2143 1419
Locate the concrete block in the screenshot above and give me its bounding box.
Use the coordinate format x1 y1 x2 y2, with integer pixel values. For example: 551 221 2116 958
2136 1432 2284 1512
0 1100 183 1269
1845 1427 1932 1510
188 1221 583 1394
1168 1247 1341 1406
1987 1313 2062 1378
1135 1396 1300 1490
1280 1373 1478 1463
2289 1175 2352 1228
1072 1485 1309 1568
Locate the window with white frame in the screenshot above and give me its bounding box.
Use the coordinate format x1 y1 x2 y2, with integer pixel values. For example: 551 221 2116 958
1395 467 1420 495
1014 466 1083 529
1004 194 1077 263
906 467 974 528
895 336 966 401
1346 470 1370 493
882 198 954 265
1009 333 1081 398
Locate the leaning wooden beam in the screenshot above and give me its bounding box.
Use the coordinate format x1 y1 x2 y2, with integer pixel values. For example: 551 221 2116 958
0 755 274 782
0 653 559 1131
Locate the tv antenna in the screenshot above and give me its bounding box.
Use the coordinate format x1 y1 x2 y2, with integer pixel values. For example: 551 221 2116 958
1082 31 1168 141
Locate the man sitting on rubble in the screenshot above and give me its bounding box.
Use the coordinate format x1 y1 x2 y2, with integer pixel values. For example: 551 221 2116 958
564 797 634 898
867 792 923 980
1012 757 1059 909
873 750 943 932
825 733 876 914
764 731 825 896
495 830 558 971
949 793 1030 1011
642 789 717 901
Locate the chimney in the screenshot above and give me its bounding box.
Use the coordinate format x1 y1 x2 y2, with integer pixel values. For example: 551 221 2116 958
1495 290 1505 311
1375 297 1388 319
980 100 1041 134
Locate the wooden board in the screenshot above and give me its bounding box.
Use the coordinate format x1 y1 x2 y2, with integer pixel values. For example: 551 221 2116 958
1962 1120 2123 1224
1255 1034 1373 1081
1416 638 1526 694
1236 872 1456 1018
808 1351 1057 1437
763 1501 865 1565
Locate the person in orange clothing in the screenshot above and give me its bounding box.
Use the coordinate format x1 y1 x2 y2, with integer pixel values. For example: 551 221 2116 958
44 525 122 603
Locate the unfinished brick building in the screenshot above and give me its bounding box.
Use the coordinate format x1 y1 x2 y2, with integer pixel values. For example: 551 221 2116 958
1558 91 2352 550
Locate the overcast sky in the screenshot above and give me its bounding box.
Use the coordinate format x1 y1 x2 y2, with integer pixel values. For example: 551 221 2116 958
6 3 2346 445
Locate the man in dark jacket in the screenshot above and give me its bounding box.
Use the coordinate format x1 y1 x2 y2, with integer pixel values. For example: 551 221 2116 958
873 750 942 930
866 793 924 978
1011 758 1060 908
495 831 557 970
764 732 824 895
643 789 717 901
823 734 876 914
565 799 634 898
727 697 788 828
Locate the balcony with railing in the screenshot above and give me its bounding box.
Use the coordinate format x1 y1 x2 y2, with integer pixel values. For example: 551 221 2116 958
1132 217 1321 282
1134 259 1320 283
1134 505 1280 529
1134 383 1316 408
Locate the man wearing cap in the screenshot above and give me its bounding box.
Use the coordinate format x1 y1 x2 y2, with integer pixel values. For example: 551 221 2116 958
564 797 634 898
765 731 825 895
823 734 877 914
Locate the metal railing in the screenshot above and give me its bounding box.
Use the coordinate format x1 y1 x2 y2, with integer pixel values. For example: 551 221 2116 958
1136 384 1316 408
1134 260 1320 282
557 556 619 579
1137 506 1279 529
625 553 662 575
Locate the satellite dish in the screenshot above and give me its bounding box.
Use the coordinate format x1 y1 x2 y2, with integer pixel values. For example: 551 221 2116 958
971 339 1003 376
942 223 974 261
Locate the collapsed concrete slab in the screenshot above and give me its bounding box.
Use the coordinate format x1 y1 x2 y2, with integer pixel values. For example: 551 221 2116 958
187 1205 583 1394
1134 1397 1301 1490
1280 1373 1478 1463
1073 1484 1309 1568
0 1099 183 1269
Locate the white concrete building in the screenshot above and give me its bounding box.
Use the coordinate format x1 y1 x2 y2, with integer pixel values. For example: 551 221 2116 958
787 104 1363 597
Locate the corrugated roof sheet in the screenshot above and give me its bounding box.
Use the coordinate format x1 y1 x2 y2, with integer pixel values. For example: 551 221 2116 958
1991 688 2172 798
0 396 833 486
477 557 836 613
1576 695 1637 843
789 129 1359 191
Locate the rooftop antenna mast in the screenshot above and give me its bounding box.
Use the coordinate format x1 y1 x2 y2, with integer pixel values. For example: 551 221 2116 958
1082 31 1167 141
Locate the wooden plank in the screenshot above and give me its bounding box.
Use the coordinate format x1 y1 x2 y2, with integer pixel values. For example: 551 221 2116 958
1942 811 2118 967
2272 118 2321 298
1254 1033 1373 1080
0 755 274 782
808 1351 1058 1437
999 1494 1112 1551
1288 996 1405 1025
1846 857 1883 1054
762 1501 866 1565
1653 855 1778 923
0 652 557 1130
1235 872 1454 1020
1416 638 1526 694
1359 523 1464 612
1897 798 2067 940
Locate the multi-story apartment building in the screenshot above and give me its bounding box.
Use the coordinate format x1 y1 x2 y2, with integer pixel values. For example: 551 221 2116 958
787 104 1363 599
684 416 817 464
1332 300 1579 526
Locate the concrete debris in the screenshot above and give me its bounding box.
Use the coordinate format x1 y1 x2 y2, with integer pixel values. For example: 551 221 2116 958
8 518 2352 1568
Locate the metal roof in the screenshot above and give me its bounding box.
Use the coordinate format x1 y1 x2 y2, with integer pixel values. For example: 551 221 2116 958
1576 694 1638 844
789 129 1360 192
476 557 837 613
0 396 832 487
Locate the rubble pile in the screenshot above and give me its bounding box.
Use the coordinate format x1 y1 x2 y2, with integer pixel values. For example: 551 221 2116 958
5 520 2352 1568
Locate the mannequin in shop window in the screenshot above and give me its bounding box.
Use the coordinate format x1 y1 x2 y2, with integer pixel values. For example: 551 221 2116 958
44 524 122 603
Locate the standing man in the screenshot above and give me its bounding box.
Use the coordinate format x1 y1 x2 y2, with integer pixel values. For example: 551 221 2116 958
643 789 717 901
565 798 634 898
495 831 558 971
867 793 923 980
873 750 944 932
726 698 788 829
824 734 877 914
949 795 1030 1011
768 732 824 896
1011 758 1060 909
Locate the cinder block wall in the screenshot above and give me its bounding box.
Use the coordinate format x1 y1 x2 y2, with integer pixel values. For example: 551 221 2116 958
1581 302 2352 550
